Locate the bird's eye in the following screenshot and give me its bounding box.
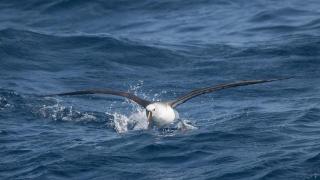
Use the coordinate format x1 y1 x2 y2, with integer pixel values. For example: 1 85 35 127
153 108 156 111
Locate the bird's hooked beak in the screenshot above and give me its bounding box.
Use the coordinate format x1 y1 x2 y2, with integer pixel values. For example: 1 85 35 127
147 110 152 128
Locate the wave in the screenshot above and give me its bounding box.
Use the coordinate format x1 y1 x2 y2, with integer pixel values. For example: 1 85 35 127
27 0 237 13
1 0 320 47
245 6 320 36
0 28 186 71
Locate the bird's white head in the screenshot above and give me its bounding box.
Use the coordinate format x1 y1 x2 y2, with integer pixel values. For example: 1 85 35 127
146 103 168 121
146 103 157 115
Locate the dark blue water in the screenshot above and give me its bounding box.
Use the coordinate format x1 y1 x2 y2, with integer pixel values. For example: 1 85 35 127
1 0 320 179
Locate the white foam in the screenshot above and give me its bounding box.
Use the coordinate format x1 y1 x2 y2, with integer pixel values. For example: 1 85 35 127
0 96 12 110
177 119 198 130
107 109 148 133
38 103 97 122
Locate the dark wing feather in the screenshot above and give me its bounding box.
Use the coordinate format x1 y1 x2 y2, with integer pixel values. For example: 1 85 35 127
169 78 290 108
45 89 151 108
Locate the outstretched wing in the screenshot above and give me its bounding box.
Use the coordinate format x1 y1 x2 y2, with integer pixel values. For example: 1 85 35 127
45 89 151 108
169 78 290 108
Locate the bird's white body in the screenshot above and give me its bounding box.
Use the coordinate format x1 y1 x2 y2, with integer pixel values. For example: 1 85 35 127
146 102 179 127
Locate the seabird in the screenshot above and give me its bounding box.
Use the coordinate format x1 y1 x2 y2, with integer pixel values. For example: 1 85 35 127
46 78 289 128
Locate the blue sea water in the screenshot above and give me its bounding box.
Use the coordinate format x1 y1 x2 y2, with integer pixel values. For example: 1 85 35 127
1 0 320 179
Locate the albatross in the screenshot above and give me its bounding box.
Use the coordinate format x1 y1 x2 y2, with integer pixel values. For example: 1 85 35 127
46 78 288 128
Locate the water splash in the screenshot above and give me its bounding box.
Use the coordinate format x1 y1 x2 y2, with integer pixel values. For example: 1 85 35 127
0 96 12 110
107 110 197 133
107 109 148 133
37 102 97 122
177 119 198 130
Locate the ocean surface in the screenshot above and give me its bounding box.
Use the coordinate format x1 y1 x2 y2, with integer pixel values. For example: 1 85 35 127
1 0 320 179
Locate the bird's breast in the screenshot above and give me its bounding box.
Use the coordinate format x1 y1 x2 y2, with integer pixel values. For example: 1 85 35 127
153 106 178 127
